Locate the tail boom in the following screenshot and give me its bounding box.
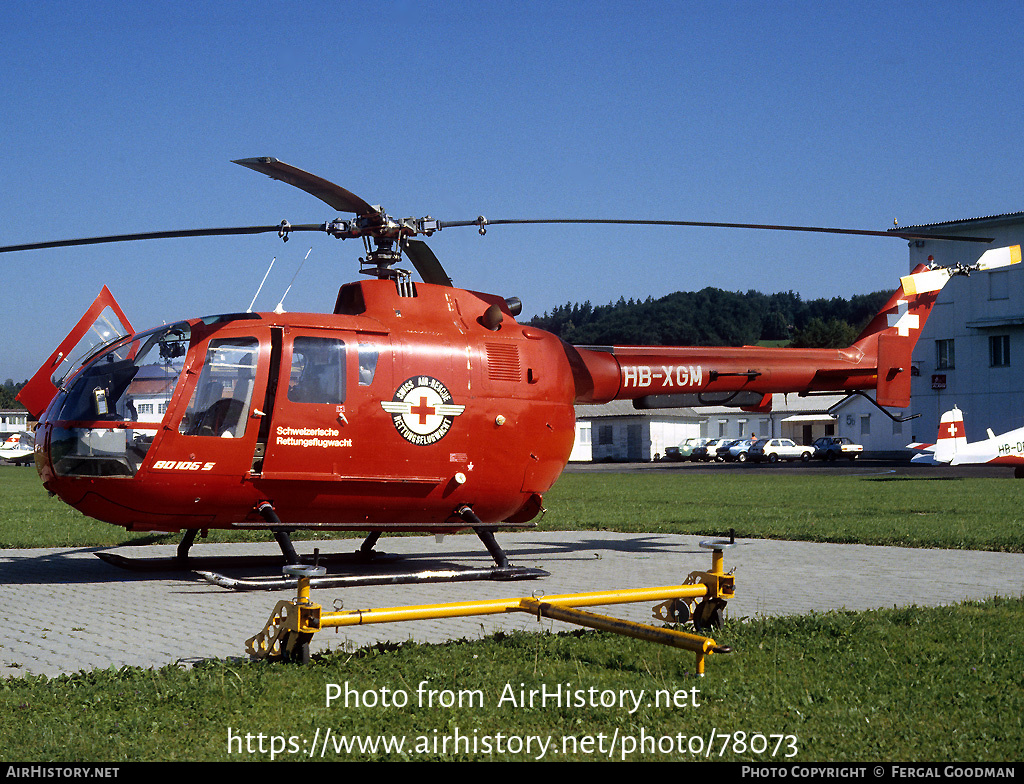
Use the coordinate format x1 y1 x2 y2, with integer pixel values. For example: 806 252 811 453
570 263 943 408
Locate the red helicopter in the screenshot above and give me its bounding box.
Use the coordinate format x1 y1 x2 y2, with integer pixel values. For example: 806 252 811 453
2 158 1010 581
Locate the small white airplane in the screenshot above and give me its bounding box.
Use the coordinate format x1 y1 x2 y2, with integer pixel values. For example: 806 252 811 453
0 431 34 465
907 406 1024 474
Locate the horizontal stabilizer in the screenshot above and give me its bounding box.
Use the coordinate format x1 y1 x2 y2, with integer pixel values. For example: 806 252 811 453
875 332 911 408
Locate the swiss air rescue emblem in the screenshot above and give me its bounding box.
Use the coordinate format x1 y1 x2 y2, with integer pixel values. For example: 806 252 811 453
381 376 466 445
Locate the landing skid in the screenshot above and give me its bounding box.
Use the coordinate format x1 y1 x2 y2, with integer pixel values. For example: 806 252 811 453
94 548 398 573
96 512 545 589
197 564 549 592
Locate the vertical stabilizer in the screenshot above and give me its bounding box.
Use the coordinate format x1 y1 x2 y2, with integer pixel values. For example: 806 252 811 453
853 262 944 408
932 407 966 464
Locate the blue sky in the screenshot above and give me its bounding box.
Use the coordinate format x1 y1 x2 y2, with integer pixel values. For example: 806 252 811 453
3 0 1023 381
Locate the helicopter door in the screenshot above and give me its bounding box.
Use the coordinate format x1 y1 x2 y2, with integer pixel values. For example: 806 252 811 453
19 287 133 419
155 333 270 477
260 330 392 481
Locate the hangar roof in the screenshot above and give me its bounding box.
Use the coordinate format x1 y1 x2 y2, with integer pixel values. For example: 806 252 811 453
888 211 1024 232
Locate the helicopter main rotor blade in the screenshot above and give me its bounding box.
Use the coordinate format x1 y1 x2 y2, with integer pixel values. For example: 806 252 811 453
437 217 994 244
0 224 327 254
402 239 453 287
233 157 379 218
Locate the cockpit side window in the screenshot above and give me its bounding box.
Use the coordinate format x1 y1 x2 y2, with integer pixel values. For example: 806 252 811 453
178 338 259 437
357 344 378 386
288 337 346 404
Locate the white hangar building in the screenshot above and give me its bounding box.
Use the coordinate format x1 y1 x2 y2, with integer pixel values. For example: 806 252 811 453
899 212 1024 446
572 394 843 462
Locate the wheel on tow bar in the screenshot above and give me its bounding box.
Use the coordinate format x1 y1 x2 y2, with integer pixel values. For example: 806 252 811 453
693 599 726 632
283 633 313 665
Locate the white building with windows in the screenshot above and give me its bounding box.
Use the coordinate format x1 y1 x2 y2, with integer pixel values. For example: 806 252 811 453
572 394 843 461
572 400 701 462
0 409 29 438
825 394 912 454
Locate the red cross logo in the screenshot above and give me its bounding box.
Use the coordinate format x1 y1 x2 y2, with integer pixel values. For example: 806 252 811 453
410 396 435 425
381 376 466 444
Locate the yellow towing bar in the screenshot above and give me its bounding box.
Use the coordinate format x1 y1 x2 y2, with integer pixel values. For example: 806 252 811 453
246 537 737 675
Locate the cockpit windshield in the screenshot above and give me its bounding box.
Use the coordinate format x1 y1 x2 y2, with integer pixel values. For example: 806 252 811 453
50 306 133 389
49 323 191 477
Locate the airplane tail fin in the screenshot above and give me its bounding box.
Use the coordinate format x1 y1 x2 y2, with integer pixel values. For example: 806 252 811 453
906 406 966 463
932 406 967 463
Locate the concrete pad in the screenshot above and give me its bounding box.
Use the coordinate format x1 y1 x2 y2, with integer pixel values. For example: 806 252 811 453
2 532 1022 678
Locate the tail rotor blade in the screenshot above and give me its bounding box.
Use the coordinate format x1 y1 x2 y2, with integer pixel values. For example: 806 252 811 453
975 244 1021 270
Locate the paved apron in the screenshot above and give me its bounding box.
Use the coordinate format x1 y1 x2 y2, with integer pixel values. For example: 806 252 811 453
2 532 1022 677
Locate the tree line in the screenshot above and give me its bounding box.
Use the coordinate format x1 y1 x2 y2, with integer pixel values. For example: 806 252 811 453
1 379 27 410
527 287 893 348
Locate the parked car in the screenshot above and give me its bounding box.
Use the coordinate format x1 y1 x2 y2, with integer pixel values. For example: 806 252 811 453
726 438 757 462
691 438 727 462
664 437 704 462
714 439 743 462
812 436 863 461
748 438 813 463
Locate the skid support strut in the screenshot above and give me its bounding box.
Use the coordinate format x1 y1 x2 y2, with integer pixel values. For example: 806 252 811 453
246 537 737 675
257 502 300 565
176 529 200 562
456 505 511 568
359 531 382 560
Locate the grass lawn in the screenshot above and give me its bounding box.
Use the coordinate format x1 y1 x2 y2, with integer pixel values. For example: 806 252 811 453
539 471 1024 552
3 466 1022 553
1 600 1020 762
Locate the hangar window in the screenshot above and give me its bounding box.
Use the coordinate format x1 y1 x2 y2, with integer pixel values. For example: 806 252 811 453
935 339 954 370
989 271 1009 301
990 335 1010 368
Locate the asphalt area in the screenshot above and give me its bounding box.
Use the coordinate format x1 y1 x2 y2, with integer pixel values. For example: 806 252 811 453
565 456 1019 478
1 460 1022 678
